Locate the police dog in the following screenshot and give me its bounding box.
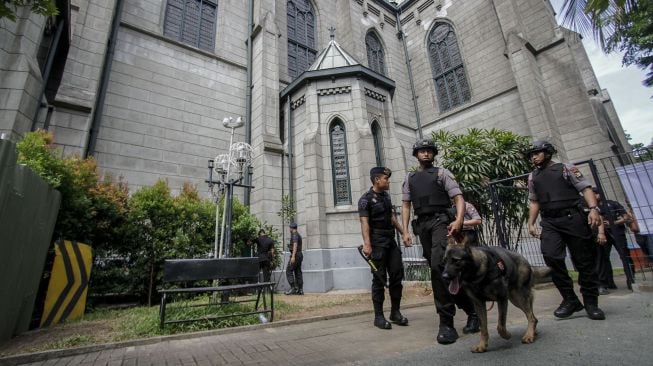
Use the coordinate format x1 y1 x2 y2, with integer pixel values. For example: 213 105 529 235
442 235 549 353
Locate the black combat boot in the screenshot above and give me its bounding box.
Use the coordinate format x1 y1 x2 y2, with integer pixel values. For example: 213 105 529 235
437 317 458 344
374 316 392 329
463 313 480 334
584 297 606 320
284 288 297 295
389 309 408 326
437 326 458 344
553 298 584 318
296 289 304 295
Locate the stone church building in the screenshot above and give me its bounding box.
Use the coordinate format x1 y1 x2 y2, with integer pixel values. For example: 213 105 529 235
1 0 630 291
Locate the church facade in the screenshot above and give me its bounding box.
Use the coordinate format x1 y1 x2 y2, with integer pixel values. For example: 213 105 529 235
1 0 630 292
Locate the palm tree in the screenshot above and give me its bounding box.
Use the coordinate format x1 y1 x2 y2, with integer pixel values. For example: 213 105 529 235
558 0 639 49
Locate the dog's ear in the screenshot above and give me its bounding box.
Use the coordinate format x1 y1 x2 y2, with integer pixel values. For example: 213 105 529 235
447 235 465 250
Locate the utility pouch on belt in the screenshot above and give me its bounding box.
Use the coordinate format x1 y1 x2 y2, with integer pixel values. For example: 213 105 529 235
446 207 457 223
411 219 420 236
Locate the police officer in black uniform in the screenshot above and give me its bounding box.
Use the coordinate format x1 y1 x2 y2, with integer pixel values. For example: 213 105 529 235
358 167 409 329
401 139 479 344
254 229 275 283
285 223 303 295
526 140 605 320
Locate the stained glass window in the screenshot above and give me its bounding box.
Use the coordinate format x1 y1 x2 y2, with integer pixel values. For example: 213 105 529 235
428 22 470 112
365 31 386 75
164 0 217 51
287 0 317 79
372 121 384 166
330 121 351 205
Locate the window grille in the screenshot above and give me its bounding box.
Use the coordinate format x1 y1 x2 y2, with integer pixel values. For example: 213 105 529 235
164 0 217 51
365 31 386 75
287 0 317 79
428 22 471 112
330 121 352 205
372 121 384 166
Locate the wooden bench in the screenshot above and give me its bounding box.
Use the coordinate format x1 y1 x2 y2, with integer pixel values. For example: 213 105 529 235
159 257 274 328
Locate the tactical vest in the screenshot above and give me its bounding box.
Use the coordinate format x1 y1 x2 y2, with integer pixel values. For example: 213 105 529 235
367 191 393 231
408 167 451 216
531 163 581 210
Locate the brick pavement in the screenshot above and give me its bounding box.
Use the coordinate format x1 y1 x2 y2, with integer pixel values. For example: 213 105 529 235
1 275 649 366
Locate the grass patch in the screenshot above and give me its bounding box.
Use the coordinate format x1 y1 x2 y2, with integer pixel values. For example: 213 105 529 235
1 296 295 356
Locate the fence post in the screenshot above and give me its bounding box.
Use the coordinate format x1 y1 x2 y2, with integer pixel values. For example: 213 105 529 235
488 184 508 248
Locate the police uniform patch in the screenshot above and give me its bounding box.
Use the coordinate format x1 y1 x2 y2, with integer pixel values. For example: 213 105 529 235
569 166 583 178
358 198 368 210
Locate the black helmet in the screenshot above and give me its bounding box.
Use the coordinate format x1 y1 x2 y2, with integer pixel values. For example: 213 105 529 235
412 138 438 157
525 140 556 157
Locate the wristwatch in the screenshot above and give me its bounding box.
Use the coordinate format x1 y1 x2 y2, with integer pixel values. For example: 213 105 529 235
589 206 602 213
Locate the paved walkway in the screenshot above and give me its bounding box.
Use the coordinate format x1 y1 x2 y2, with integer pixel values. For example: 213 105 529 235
1 276 651 366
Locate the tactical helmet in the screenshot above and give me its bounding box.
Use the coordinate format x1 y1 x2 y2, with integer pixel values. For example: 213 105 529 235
412 138 438 157
525 140 556 157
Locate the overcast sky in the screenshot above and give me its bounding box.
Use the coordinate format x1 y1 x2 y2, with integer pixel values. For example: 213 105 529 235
549 0 653 146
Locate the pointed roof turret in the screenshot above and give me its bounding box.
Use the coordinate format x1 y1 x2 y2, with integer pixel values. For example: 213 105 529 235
280 27 395 99
308 29 360 71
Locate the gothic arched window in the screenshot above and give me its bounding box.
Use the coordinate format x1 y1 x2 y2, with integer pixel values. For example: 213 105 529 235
164 0 217 51
371 121 384 166
287 0 317 80
365 31 386 75
428 22 471 112
330 120 352 205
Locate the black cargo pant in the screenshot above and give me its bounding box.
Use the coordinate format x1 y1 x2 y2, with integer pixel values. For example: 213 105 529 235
540 211 599 304
286 253 303 291
260 260 273 283
596 230 634 287
415 214 475 327
370 236 404 316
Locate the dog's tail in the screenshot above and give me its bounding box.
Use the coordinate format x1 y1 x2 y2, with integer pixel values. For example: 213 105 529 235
532 266 552 283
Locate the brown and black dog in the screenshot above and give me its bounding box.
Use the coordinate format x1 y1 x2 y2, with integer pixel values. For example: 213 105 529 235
442 235 550 353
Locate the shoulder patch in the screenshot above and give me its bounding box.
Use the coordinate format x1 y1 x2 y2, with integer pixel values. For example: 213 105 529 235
569 166 583 178
358 198 368 211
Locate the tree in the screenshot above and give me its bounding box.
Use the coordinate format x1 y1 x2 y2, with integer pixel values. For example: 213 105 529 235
1 0 58 21
559 1 652 88
432 128 532 248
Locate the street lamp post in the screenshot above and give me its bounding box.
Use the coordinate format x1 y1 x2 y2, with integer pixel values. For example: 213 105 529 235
207 117 254 259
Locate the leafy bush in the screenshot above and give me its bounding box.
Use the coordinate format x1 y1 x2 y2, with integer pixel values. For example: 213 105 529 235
432 128 532 247
16 131 276 306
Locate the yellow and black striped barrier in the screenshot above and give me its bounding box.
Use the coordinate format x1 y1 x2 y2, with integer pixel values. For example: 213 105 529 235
40 240 93 327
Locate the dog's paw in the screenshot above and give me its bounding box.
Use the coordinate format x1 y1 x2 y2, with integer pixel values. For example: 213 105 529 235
497 327 511 340
471 344 487 353
521 332 536 344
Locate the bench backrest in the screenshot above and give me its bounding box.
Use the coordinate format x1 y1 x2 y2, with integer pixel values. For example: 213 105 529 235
162 257 260 283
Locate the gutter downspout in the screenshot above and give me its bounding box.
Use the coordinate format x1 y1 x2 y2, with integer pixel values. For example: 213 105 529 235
244 0 254 206
287 95 294 208
396 8 422 139
84 0 124 158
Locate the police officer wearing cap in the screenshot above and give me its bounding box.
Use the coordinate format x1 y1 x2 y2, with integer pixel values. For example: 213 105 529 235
526 140 605 320
401 139 479 344
285 222 303 295
358 167 410 329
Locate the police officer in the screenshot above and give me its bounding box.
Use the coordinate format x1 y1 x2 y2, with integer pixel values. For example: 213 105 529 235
526 140 605 320
358 167 409 329
285 223 303 295
401 139 479 344
592 188 634 292
459 201 482 246
254 229 275 283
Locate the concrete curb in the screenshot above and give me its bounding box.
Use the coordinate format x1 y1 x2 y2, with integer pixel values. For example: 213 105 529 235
0 301 433 365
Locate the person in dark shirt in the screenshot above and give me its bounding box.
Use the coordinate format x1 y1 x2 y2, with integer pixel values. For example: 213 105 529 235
526 140 605 320
358 166 409 329
285 223 303 295
592 188 635 292
254 229 275 283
